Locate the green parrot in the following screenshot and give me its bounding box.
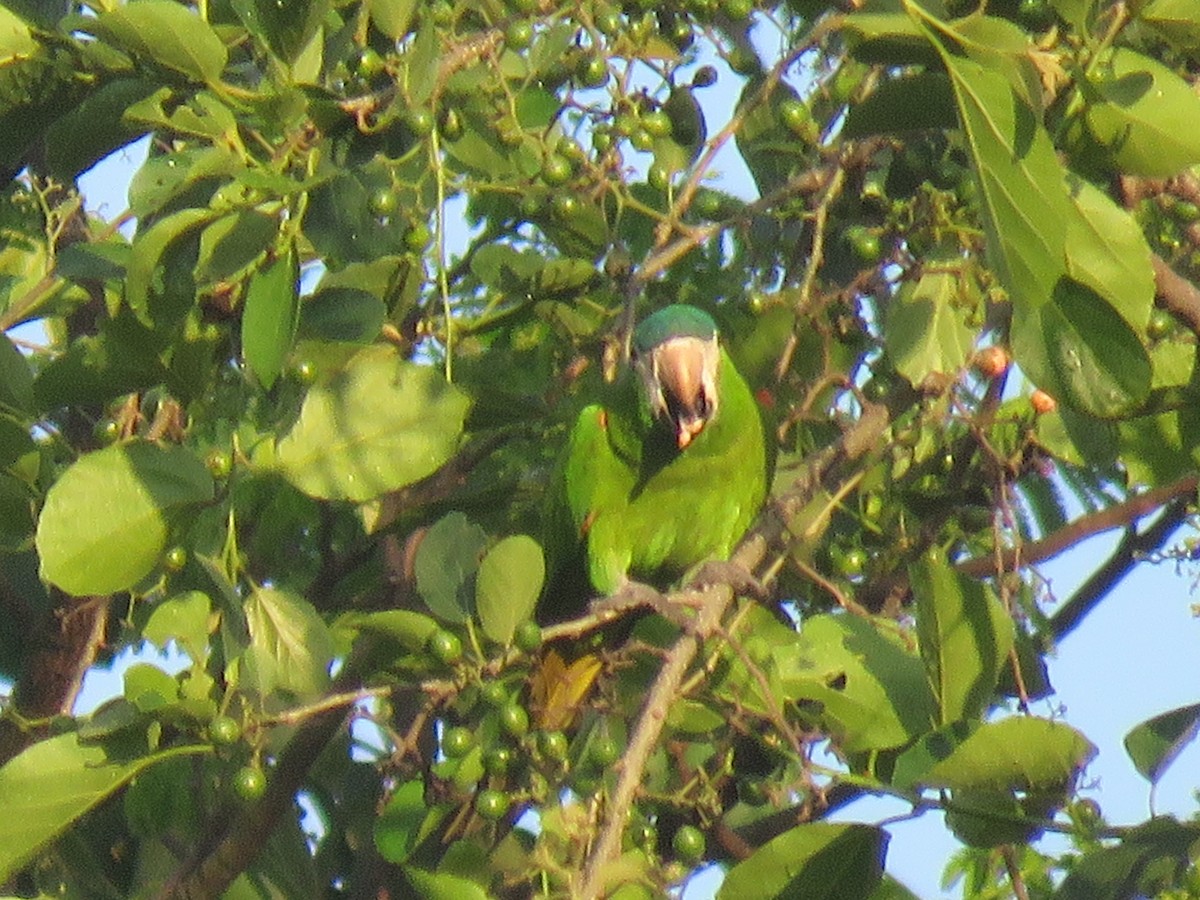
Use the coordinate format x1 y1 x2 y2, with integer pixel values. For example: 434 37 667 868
563 304 768 596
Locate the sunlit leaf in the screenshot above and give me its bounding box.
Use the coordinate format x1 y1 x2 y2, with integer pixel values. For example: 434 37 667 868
89 0 227 83
912 557 1014 725
0 733 207 884
1085 48 1200 177
37 442 213 596
719 823 887 900
276 345 470 502
242 245 299 390
476 534 544 645
1124 702 1200 785
243 584 334 700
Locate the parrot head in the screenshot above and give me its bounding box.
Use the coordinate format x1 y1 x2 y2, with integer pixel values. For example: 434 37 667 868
632 305 721 450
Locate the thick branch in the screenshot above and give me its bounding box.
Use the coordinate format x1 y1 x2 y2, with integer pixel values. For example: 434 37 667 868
957 474 1198 578
1047 498 1190 642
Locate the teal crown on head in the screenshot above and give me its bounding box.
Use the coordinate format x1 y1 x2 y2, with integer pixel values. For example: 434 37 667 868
632 304 722 450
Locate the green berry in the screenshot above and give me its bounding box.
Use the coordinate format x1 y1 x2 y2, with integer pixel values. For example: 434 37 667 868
589 734 620 767
1147 309 1175 340
499 702 529 738
94 418 121 444
576 54 609 88
672 824 706 862
233 765 266 801
292 359 317 384
538 730 569 762
209 714 241 746
630 128 654 151
513 620 543 653
846 225 882 264
353 47 385 80
480 680 508 707
596 9 621 35
505 19 534 50
205 449 232 479
778 98 810 135
407 108 435 135
369 187 398 217
722 0 753 17
474 788 509 820
164 545 188 572
428 0 454 24
405 222 432 251
641 109 672 138
540 154 573 186
442 725 474 759
427 629 463 666
483 745 514 775
552 194 580 219
647 162 671 192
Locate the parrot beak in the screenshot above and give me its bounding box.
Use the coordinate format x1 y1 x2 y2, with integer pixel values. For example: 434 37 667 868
636 335 720 450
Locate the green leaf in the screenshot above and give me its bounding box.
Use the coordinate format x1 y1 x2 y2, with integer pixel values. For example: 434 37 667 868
1064 176 1154 331
374 780 425 864
126 207 222 321
885 270 976 388
1085 48 1200 177
734 79 809 197
243 584 334 700
1057 816 1200 900
196 210 278 282
276 345 470 502
911 557 1014 725
303 173 396 266
144 590 212 662
44 79 156 180
32 312 170 411
918 717 1096 791
123 662 180 713
784 614 936 753
298 287 386 343
369 0 417 39
414 512 487 623
718 823 887 900
944 787 1044 848
90 0 227 84
0 333 33 413
36 442 213 596
242 246 299 390
843 12 939 66
0 733 207 884
475 534 545 645
403 867 491 900
843 72 957 136
1124 702 1200 785
127 147 241 219
231 0 330 65
1027 277 1152 419
340 609 439 653
1140 0 1200 50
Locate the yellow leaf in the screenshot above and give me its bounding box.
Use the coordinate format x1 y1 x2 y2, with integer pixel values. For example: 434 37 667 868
531 650 602 731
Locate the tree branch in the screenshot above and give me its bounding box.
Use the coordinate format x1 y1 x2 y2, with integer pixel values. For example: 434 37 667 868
1047 497 1191 642
957 474 1198 579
